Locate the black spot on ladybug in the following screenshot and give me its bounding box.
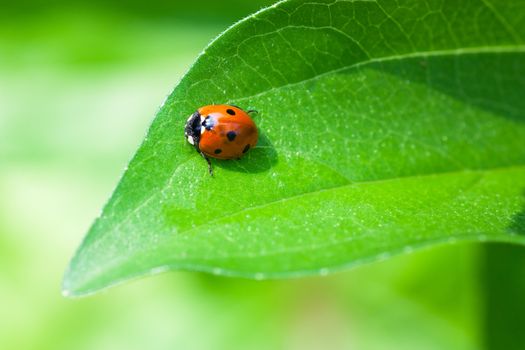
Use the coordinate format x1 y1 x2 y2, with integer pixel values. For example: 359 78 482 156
226 131 237 141
226 108 236 115
214 148 222 154
242 144 250 153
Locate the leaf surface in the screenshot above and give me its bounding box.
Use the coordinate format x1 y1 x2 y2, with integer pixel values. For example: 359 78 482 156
64 0 525 296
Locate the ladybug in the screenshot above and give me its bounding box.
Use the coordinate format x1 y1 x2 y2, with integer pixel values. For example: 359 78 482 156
184 104 258 175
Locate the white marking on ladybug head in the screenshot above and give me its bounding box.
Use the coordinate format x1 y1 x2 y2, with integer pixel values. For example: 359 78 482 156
200 126 205 134
200 115 205 123
201 115 217 131
187 135 194 145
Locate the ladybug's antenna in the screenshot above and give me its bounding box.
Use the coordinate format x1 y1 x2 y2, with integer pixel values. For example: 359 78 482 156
247 109 258 115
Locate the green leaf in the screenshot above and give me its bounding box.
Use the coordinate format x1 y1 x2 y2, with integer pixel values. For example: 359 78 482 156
63 0 525 296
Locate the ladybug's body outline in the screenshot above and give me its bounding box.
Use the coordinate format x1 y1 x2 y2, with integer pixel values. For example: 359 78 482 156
184 104 258 175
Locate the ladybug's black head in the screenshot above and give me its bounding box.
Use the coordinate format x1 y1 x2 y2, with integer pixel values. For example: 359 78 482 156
184 111 202 149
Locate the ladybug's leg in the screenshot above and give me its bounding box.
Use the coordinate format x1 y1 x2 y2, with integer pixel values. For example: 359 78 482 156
246 109 258 116
199 151 213 176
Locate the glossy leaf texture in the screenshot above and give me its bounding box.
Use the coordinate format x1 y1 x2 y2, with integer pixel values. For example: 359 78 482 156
64 0 525 296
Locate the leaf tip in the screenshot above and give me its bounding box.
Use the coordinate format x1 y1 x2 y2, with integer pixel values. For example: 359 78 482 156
61 267 80 298
61 287 74 298
61 258 92 298
61 272 98 298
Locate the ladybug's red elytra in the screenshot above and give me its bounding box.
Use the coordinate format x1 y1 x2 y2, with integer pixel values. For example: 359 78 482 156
184 104 258 175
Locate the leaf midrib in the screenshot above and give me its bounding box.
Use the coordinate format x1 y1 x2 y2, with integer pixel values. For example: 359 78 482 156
93 163 524 281
178 164 525 237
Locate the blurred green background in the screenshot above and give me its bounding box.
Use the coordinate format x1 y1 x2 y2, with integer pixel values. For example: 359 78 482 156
0 1 522 349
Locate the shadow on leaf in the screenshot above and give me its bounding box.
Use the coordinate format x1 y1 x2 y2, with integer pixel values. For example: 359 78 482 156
375 53 525 123
212 132 277 174
508 193 525 236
